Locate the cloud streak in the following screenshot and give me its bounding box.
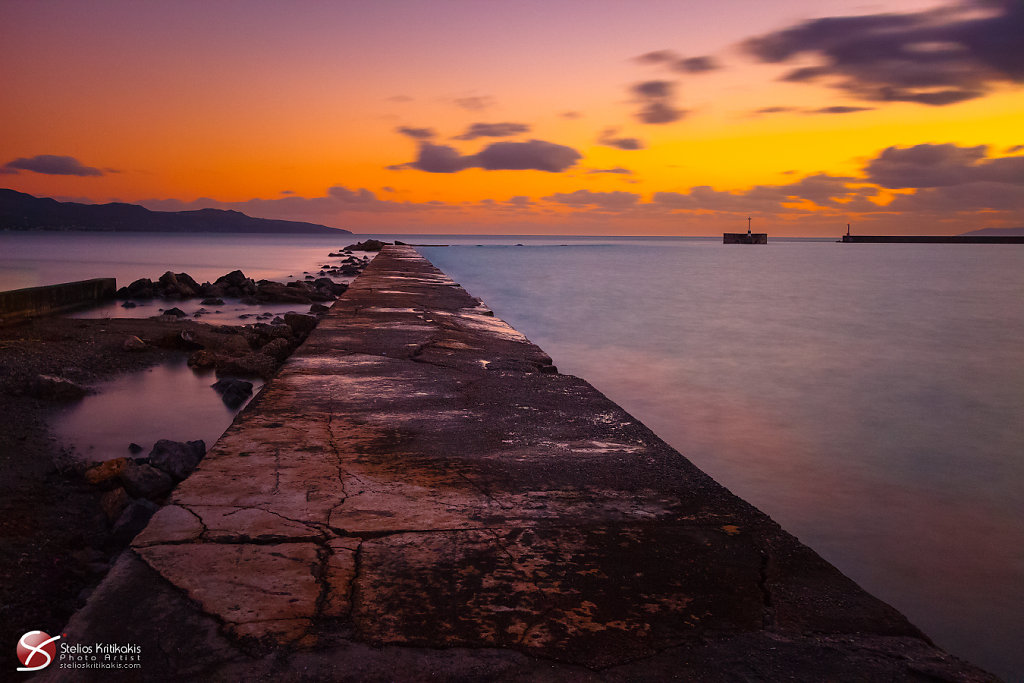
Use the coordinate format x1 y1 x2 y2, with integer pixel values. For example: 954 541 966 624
453 122 530 140
3 154 105 176
631 80 686 124
598 127 644 150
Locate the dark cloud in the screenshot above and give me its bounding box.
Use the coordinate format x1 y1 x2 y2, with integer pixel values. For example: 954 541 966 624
631 80 686 124
396 139 581 174
598 127 644 150
280 190 295 195
865 143 1024 188
810 105 874 114
453 122 530 140
652 174 872 213
673 56 720 73
1006 144 1024 153
754 106 797 114
396 126 436 140
3 154 105 176
475 140 581 172
742 0 1024 106
454 95 494 111
588 167 633 175
544 190 640 209
506 196 532 206
635 50 677 65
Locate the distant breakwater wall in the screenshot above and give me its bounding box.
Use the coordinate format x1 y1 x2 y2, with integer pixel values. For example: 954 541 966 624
0 278 115 324
842 234 1024 244
42 247 992 681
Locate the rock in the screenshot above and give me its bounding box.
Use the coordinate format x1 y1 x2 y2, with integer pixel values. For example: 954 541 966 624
309 303 330 314
111 498 159 544
162 307 187 317
118 461 175 499
260 337 292 361
201 297 224 306
28 374 88 401
344 239 388 251
212 378 254 409
187 349 219 369
118 278 156 299
256 280 312 304
271 316 285 325
99 487 131 522
84 457 130 486
121 301 137 309
123 335 146 351
148 439 207 481
128 442 143 454
252 323 294 342
284 312 318 336
214 270 257 297
216 352 278 379
240 296 259 305
157 271 199 298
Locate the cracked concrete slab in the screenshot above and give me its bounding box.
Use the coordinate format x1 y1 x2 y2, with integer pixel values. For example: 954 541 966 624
46 246 995 681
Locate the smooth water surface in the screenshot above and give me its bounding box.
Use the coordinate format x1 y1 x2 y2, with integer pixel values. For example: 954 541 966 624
423 240 1024 680
51 357 264 462
3 231 1022 678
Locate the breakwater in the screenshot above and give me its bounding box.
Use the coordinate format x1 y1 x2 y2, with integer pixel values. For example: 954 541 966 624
43 246 992 680
0 278 115 324
841 234 1024 243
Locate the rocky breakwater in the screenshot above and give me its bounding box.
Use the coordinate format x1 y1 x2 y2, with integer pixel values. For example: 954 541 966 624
45 246 994 681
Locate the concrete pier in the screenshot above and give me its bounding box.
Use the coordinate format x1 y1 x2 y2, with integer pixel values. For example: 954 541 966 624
46 247 991 680
0 278 115 324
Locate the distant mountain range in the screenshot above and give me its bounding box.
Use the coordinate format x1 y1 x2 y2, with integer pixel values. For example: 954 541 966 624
0 189 349 234
959 226 1024 237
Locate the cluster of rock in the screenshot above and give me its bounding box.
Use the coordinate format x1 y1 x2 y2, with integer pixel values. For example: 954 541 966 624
331 239 389 254
117 269 348 306
82 439 206 543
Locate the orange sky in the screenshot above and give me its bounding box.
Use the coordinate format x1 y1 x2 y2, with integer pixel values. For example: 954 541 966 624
1 0 1022 235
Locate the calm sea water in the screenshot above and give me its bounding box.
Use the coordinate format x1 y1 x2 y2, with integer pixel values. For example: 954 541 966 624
2 232 1022 679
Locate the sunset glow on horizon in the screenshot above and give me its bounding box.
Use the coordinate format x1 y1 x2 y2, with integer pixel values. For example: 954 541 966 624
2 0 1022 236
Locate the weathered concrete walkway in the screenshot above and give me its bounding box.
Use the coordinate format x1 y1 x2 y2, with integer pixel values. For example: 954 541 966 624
48 246 992 681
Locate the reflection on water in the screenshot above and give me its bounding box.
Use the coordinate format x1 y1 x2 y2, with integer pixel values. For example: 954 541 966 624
68 297 314 326
423 241 1024 680
51 357 264 462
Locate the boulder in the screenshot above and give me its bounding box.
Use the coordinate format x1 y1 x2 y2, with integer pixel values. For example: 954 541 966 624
121 301 137 309
123 335 146 351
344 239 388 251
111 499 159 544
256 280 312 304
162 307 187 318
212 378 254 409
148 439 207 481
99 487 131 522
157 271 199 298
214 270 257 297
28 374 88 401
216 352 278 379
201 297 224 306
118 278 156 299
260 337 292 361
84 457 130 486
128 443 143 454
284 312 318 336
187 349 219 369
309 303 330 314
118 461 175 499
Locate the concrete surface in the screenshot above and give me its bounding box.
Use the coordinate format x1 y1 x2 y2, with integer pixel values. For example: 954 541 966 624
43 246 994 681
0 278 116 324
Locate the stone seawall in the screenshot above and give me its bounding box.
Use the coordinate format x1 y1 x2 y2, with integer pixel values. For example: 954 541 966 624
0 278 116 324
42 246 991 681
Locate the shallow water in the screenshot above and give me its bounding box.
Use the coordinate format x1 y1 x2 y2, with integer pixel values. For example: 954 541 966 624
50 357 264 462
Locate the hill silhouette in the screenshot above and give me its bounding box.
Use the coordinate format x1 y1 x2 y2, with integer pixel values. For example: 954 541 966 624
0 189 349 234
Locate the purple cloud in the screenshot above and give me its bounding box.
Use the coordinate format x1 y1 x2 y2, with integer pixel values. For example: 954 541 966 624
865 143 1024 188
810 106 874 114
673 56 719 73
395 139 581 173
742 0 1024 106
544 190 640 209
396 126 436 140
631 80 686 124
3 154 105 176
453 122 530 140
588 167 633 175
454 95 494 111
598 127 644 150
